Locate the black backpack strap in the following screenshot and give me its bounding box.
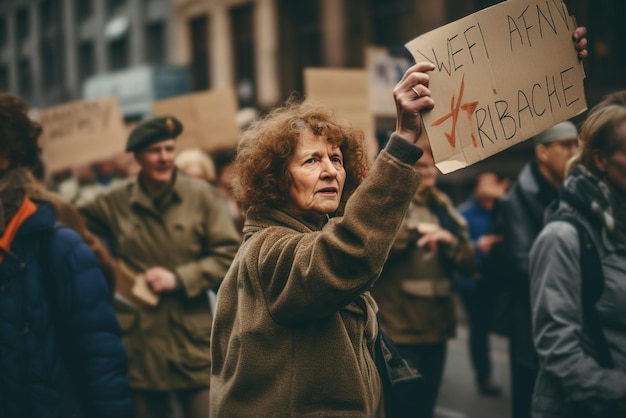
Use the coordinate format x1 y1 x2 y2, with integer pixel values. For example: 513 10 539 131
549 215 613 369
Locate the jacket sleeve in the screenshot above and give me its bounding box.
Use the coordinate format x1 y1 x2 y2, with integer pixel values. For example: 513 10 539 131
173 192 241 298
50 227 134 418
500 188 534 283
529 222 626 402
78 191 116 238
440 197 475 276
387 218 420 260
254 135 423 325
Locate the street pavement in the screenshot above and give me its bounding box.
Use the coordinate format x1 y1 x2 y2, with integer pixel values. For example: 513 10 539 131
435 320 512 418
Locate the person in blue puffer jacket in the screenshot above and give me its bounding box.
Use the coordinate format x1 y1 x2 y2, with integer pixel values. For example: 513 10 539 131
0 92 134 418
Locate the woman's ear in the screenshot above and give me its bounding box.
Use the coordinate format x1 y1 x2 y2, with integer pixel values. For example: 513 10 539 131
592 149 606 173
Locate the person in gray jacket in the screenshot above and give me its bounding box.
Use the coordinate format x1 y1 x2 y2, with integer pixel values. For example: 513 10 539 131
497 120 578 418
529 91 626 418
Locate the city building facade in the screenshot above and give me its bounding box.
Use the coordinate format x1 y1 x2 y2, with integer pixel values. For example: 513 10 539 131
0 0 623 197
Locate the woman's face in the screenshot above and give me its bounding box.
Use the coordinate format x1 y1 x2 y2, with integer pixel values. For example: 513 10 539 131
598 121 626 199
416 148 438 191
285 131 346 216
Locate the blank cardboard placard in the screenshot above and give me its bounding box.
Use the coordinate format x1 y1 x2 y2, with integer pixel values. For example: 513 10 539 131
304 68 379 163
404 0 587 173
152 89 240 153
38 96 127 173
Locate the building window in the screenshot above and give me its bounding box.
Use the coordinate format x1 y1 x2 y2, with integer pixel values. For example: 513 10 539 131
78 41 95 82
75 0 92 22
0 17 7 48
108 36 129 70
188 15 210 91
370 0 415 47
0 64 8 91
18 58 32 97
39 0 60 32
107 0 126 15
146 21 166 64
278 0 322 99
230 3 256 107
41 39 64 89
15 7 30 42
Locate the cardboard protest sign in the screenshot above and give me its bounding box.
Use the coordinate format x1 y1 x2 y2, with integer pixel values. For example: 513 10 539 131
405 0 587 173
152 89 240 152
366 46 411 117
304 68 378 163
38 96 127 173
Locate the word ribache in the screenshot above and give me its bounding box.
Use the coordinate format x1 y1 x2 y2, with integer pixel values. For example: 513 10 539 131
475 66 581 148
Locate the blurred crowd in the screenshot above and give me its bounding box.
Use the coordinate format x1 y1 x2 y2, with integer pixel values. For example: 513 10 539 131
1 24 625 418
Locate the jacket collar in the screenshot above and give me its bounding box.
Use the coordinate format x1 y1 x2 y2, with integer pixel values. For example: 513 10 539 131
13 202 56 239
130 169 182 214
243 205 326 240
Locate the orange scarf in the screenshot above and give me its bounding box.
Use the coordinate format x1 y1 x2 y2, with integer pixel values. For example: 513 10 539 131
0 197 37 263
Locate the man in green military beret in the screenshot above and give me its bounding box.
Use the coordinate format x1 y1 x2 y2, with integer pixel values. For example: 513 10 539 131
79 114 241 418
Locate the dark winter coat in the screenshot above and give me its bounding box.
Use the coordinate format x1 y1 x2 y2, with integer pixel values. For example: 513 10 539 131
0 203 133 418
498 161 558 367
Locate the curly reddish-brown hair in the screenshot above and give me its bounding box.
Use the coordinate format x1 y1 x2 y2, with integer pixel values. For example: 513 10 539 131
0 93 41 169
233 99 368 215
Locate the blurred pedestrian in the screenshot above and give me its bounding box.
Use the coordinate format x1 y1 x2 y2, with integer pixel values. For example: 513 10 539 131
211 146 245 237
79 115 241 418
456 172 510 397
210 62 433 417
529 90 626 418
0 92 133 418
371 138 475 418
175 148 217 184
498 120 579 418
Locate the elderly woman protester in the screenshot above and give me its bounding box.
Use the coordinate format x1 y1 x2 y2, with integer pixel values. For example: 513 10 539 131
209 62 435 417
529 91 626 418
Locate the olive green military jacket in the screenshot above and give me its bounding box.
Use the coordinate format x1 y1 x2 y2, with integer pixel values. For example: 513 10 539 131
209 135 423 417
80 172 241 390
372 187 475 345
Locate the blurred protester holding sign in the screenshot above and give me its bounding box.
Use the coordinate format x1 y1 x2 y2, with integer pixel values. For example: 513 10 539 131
79 115 241 418
371 139 475 418
0 92 133 418
529 90 626 418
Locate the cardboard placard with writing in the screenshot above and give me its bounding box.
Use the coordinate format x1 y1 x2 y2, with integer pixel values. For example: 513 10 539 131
304 68 378 163
38 96 127 173
152 89 240 153
405 0 587 173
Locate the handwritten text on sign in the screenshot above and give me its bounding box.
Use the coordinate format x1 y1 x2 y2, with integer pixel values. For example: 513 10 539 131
39 96 127 172
405 0 586 173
